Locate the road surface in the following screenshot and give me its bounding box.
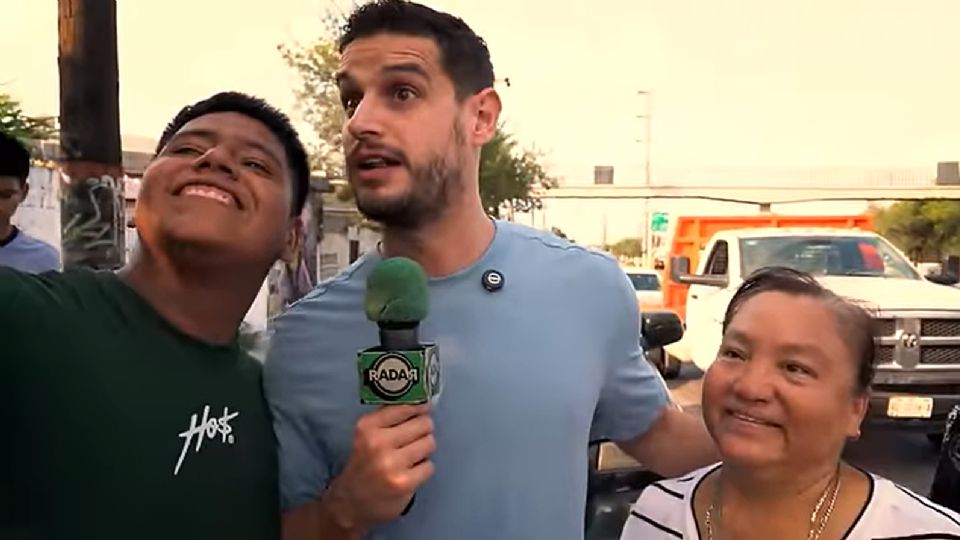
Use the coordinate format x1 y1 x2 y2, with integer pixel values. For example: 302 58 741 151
667 363 941 493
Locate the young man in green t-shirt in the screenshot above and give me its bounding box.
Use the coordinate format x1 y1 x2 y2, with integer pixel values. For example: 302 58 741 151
0 92 309 539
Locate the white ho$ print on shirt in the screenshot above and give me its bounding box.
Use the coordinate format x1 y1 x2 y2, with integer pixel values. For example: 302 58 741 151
173 404 240 476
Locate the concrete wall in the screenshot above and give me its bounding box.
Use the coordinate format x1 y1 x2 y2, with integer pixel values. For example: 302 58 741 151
13 167 62 258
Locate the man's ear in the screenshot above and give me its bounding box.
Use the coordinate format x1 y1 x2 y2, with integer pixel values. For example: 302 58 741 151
468 87 502 146
20 182 29 201
281 216 304 264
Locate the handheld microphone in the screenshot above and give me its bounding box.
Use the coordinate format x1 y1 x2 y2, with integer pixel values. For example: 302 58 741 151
358 257 439 516
358 257 440 405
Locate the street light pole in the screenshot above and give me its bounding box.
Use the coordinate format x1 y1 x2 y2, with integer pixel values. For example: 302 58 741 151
637 90 653 266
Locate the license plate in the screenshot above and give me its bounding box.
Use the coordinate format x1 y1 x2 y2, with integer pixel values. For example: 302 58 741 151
887 396 934 418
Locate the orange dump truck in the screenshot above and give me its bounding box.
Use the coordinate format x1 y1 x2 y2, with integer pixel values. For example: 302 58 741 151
662 214 874 322
658 213 960 437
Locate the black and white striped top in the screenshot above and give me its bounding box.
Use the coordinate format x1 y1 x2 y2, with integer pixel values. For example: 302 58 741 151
620 463 960 540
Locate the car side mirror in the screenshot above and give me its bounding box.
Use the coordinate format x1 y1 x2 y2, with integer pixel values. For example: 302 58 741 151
641 310 684 350
670 255 728 287
928 273 959 286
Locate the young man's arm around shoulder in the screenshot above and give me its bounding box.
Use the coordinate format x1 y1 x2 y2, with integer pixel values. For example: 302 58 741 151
0 265 34 323
38 240 61 273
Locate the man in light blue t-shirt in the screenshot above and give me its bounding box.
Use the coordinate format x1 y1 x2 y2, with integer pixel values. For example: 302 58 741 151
264 2 718 539
0 133 59 274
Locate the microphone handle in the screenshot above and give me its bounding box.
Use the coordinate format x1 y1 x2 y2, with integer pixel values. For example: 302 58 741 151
400 453 432 516
402 455 429 516
378 323 424 517
379 325 419 350
401 495 415 515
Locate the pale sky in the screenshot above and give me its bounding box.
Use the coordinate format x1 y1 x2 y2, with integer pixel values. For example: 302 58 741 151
3 0 959 186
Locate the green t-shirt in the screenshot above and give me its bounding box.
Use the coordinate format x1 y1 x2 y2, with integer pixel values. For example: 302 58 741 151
0 267 279 539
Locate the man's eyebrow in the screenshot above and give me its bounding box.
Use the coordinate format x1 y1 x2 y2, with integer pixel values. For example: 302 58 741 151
382 62 429 79
167 128 284 166
335 62 430 86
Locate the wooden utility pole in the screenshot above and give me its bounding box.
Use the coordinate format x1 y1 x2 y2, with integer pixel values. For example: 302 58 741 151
57 0 125 269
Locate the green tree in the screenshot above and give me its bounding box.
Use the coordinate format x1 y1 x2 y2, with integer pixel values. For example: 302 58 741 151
280 28 555 216
874 201 960 261
0 94 56 143
479 125 555 218
278 12 345 180
608 237 643 258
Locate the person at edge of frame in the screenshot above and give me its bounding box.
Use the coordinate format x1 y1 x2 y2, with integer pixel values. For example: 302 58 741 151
0 131 60 273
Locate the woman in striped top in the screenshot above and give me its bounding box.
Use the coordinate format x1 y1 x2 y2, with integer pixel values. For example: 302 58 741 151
621 267 960 540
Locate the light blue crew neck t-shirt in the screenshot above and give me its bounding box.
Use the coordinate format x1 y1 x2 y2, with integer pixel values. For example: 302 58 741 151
0 227 60 274
264 220 670 540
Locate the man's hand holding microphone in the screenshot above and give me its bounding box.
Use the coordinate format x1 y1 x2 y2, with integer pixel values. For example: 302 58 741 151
324 403 434 531
288 258 440 540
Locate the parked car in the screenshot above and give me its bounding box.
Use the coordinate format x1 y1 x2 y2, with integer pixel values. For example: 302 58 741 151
623 266 663 307
623 267 683 379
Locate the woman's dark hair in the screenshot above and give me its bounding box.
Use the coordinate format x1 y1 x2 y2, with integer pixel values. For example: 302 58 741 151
722 266 877 394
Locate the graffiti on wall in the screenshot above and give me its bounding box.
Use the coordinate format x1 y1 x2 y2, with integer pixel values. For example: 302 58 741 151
60 170 125 269
265 196 321 325
282 201 319 308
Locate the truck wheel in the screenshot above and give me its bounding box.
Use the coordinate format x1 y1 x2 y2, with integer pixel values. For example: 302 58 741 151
661 353 682 380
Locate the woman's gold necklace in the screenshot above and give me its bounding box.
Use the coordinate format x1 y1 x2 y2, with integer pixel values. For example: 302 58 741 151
704 467 842 540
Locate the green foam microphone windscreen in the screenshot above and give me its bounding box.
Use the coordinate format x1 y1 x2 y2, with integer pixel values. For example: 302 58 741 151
364 257 430 324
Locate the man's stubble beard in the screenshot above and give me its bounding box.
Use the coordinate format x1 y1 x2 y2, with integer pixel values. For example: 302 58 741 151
352 124 467 231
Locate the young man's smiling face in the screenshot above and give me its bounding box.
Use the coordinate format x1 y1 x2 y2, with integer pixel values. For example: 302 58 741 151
135 111 295 264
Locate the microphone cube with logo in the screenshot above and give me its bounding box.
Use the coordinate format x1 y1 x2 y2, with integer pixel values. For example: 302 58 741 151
359 256 440 405
358 343 440 405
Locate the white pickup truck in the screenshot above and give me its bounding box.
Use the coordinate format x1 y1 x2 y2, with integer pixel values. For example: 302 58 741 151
669 226 960 438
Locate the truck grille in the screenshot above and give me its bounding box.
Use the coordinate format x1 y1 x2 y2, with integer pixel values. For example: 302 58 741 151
922 319 960 337
921 346 960 365
874 315 960 368
875 319 896 337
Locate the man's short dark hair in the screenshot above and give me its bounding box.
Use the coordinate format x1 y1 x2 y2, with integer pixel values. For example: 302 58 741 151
0 132 31 186
722 266 878 394
339 0 495 100
156 92 310 216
